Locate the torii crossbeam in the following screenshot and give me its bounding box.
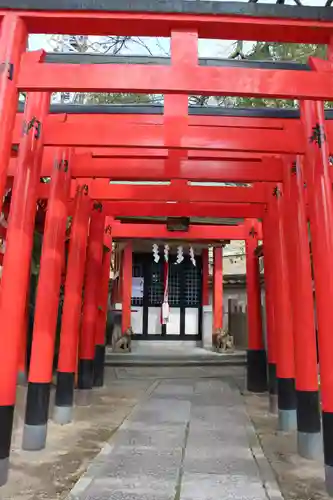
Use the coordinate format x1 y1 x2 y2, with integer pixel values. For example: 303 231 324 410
0 2 332 495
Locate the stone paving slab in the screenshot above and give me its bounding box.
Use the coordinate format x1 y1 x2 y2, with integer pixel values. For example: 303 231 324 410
131 400 191 425
186 428 250 447
92 448 182 480
113 426 186 449
80 476 177 500
66 378 283 500
189 415 247 431
119 421 188 433
153 384 194 397
138 398 191 413
180 473 267 500
183 453 261 477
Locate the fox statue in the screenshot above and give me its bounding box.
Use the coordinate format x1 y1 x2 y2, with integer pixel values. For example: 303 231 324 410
214 328 234 353
111 325 133 353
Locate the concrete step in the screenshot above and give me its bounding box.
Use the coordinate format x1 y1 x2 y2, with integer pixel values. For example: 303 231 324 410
105 351 246 367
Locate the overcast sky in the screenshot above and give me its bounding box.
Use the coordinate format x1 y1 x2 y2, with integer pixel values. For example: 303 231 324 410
27 0 326 254
28 34 241 58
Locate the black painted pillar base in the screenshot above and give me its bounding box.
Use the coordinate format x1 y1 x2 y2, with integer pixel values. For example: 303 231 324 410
296 390 321 460
268 363 278 414
323 412 333 496
53 372 75 425
277 377 297 431
22 382 51 451
247 349 267 393
0 405 14 486
78 359 94 390
93 345 105 387
77 359 94 406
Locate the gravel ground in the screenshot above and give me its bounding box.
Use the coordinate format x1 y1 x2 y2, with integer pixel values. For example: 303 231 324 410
244 391 329 500
1 364 328 500
0 369 153 500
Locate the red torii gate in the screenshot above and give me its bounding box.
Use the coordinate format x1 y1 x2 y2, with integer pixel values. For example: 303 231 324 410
15 49 333 101
10 106 306 153
80 202 265 219
9 150 285 183
38 181 268 203
105 219 262 360
110 222 261 240
0 1 331 494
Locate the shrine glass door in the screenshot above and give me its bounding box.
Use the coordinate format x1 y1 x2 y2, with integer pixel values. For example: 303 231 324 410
131 252 202 340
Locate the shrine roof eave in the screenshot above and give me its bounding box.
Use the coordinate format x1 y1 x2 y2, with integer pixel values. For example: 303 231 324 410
118 216 243 226
42 53 309 72
16 101 333 121
110 221 262 240
3 2 333 43
2 0 333 22
17 102 303 120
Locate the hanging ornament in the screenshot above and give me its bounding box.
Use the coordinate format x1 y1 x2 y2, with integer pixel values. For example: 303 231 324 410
161 245 170 325
176 245 184 264
161 257 170 325
189 246 196 267
164 244 169 262
152 243 160 263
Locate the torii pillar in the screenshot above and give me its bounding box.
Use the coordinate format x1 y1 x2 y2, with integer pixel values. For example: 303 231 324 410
93 242 112 387
202 248 210 307
122 242 133 333
245 220 267 393
78 204 105 392
22 148 71 451
262 210 278 414
54 185 90 424
0 92 50 484
0 14 27 215
283 157 320 460
301 99 333 493
269 184 297 432
213 246 223 344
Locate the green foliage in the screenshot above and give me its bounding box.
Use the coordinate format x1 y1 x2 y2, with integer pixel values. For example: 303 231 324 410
246 41 326 63
86 92 153 105
232 96 294 109
216 41 327 109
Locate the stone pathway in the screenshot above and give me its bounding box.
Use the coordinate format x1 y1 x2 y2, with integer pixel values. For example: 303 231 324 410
67 378 283 500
